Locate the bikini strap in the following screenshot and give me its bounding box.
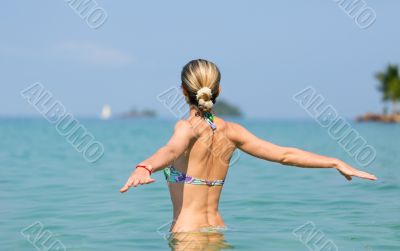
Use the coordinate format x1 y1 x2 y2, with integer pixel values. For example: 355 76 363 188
203 111 216 131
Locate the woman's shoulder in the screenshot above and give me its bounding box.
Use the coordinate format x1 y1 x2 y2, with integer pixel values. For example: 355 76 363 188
211 117 247 131
218 119 244 131
174 118 208 138
174 119 194 132
220 120 252 143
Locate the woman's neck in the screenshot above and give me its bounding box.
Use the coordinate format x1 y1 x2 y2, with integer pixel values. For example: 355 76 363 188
188 105 214 119
188 106 200 118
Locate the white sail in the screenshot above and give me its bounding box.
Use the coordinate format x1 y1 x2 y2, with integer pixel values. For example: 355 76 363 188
100 104 111 120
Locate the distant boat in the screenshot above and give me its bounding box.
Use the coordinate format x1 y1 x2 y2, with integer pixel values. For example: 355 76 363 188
100 105 111 120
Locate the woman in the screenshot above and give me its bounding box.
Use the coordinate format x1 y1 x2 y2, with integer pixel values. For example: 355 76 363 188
120 59 377 233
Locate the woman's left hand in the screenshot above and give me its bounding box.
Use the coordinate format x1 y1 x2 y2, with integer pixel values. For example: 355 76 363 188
335 160 377 181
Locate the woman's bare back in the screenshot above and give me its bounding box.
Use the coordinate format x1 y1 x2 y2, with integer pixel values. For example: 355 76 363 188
169 115 236 232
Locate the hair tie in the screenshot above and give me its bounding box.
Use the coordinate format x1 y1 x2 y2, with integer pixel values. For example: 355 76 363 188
196 87 212 100
196 87 214 110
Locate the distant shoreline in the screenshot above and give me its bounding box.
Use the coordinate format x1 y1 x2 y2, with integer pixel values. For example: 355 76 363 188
357 113 400 123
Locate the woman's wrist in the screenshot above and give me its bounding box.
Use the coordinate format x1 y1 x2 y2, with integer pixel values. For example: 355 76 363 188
136 163 153 174
331 158 341 169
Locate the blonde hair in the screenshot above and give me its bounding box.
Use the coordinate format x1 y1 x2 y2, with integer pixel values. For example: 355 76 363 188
181 59 221 112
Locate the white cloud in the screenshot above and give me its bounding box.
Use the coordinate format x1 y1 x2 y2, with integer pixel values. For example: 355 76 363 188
54 41 133 66
0 41 134 67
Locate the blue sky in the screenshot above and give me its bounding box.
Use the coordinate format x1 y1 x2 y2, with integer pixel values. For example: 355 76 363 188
1 0 399 118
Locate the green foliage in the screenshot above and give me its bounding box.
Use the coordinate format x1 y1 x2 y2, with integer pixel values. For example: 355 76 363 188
214 99 242 117
376 64 400 114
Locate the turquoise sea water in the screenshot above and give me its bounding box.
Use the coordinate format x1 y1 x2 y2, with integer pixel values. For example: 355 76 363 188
1 118 399 250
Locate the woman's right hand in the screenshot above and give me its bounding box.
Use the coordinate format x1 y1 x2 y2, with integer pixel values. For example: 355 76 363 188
119 166 155 193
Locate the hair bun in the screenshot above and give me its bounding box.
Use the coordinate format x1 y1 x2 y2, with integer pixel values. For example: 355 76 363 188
196 87 213 111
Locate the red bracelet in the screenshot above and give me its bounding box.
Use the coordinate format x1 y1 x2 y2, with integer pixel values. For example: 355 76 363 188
136 165 152 175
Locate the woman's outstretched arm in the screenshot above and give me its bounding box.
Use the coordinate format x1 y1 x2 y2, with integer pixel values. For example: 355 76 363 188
120 120 195 193
227 122 377 181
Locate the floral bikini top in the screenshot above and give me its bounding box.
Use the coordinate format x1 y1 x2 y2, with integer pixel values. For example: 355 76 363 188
163 111 224 186
164 166 225 186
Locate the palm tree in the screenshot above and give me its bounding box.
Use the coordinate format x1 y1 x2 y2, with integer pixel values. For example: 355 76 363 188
376 65 400 115
376 71 389 114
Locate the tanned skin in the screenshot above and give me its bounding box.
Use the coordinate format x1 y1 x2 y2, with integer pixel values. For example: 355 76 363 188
120 105 376 232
